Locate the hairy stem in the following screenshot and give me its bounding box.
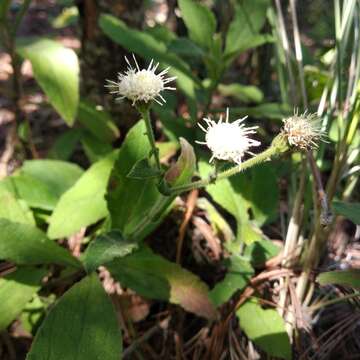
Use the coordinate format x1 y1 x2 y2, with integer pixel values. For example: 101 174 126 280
138 106 161 171
167 136 289 195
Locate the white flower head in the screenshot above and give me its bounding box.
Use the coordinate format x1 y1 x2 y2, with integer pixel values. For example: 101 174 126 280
196 109 261 164
106 54 176 105
282 110 326 150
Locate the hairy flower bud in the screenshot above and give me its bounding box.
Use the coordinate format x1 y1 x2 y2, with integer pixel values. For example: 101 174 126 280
106 55 176 105
282 111 326 150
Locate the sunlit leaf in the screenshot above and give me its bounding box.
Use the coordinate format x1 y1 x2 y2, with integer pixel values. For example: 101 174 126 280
237 298 291 359
178 0 216 49
0 219 80 268
48 152 117 239
17 39 79 125
10 160 83 211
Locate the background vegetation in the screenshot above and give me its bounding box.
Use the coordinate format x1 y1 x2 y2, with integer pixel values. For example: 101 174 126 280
0 0 359 359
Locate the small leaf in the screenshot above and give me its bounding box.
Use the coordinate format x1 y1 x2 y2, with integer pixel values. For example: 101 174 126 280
127 158 162 179
225 0 270 59
0 267 46 330
48 151 117 239
26 274 122 360
333 201 360 224
107 246 217 320
10 159 83 210
237 298 291 360
165 137 196 186
83 231 138 273
318 270 360 289
210 256 254 307
0 219 80 268
178 0 216 49
17 39 79 125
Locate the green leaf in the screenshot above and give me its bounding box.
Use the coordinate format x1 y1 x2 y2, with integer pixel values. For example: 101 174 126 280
10 160 83 210
80 131 113 163
224 103 292 120
52 6 79 29
127 158 162 179
26 274 122 360
0 0 11 21
237 299 291 359
77 100 120 142
164 137 196 186
83 231 138 273
0 219 80 267
225 0 270 59
48 129 82 160
0 187 34 225
168 38 205 59
178 0 216 49
99 14 197 101
218 83 264 103
48 152 117 239
17 39 79 125
333 201 360 224
107 122 195 241
199 161 250 244
0 267 46 330
210 256 254 307
244 239 280 267
107 246 217 319
249 163 279 226
318 270 360 289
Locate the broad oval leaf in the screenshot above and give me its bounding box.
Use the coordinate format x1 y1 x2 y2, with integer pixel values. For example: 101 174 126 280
10 159 83 211
0 267 46 330
237 298 291 360
17 39 79 125
107 246 217 320
178 0 216 49
48 152 117 239
0 218 80 268
26 274 122 360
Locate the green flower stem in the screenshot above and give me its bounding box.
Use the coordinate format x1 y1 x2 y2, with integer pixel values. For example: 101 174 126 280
167 135 289 196
137 105 161 171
